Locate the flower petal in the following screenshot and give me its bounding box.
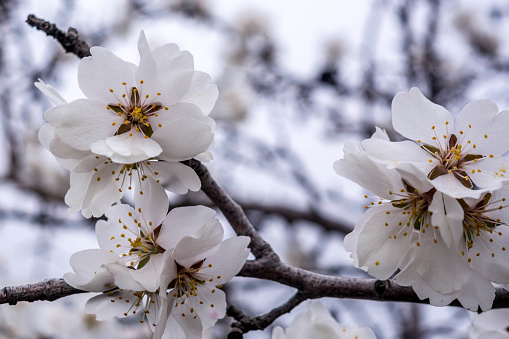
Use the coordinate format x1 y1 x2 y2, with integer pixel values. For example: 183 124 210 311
467 157 509 190
102 263 146 291
150 161 201 194
35 79 67 106
78 46 136 103
91 132 163 164
152 119 214 162
197 236 250 285
429 191 464 248
431 172 487 199
181 71 219 115
85 290 139 321
455 99 499 153
392 87 454 145
157 206 217 250
45 99 122 151
194 288 226 329
64 249 120 292
135 175 169 227
173 220 224 268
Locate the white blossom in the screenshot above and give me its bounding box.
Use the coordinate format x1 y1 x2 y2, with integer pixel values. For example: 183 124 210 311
271 301 376 339
469 308 509 339
334 129 509 311
35 31 216 218
362 88 509 198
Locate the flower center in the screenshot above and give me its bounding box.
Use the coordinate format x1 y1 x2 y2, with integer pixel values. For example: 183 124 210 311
106 81 168 139
419 124 487 188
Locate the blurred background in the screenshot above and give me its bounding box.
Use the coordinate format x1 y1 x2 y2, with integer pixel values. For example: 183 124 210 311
1 0 509 337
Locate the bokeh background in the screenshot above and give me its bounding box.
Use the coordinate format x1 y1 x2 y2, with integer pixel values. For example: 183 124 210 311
1 0 509 338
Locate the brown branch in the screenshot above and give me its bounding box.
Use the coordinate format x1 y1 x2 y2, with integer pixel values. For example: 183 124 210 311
0 279 86 305
26 14 91 58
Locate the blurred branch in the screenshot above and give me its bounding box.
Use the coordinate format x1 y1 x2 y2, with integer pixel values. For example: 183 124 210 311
0 279 85 305
26 14 91 58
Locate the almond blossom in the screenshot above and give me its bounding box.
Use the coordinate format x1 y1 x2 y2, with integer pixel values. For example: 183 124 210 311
271 301 376 339
64 205 250 339
36 30 216 218
362 88 509 198
469 308 509 339
334 128 509 311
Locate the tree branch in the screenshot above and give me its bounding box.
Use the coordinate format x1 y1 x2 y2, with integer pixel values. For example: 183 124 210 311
0 278 85 305
26 14 91 58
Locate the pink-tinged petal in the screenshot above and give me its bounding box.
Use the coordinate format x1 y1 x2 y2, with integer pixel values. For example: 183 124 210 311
429 191 464 248
152 119 214 162
396 267 457 307
362 138 436 173
135 176 169 227
128 253 165 292
78 46 136 102
35 79 67 106
467 227 509 284
64 249 120 292
181 71 219 115
194 288 226 329
408 232 471 294
198 236 250 284
150 161 201 194
333 147 404 200
44 99 123 151
85 290 139 321
158 206 217 250
173 220 224 268
353 205 413 279
455 99 498 152
162 305 203 339
455 270 496 312
91 132 162 164
466 157 509 190
431 172 487 199
102 263 146 291
392 87 454 145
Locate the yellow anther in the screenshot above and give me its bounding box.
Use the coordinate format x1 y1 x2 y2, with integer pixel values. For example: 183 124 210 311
109 89 113 93
112 122 116 126
484 134 488 138
140 80 144 84
431 125 435 130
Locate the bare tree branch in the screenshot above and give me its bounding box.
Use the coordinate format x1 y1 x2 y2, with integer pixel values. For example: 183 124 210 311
0 279 85 305
26 14 91 58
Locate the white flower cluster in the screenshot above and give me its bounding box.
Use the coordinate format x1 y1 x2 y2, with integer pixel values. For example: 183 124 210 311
335 88 509 311
272 302 376 339
36 31 250 339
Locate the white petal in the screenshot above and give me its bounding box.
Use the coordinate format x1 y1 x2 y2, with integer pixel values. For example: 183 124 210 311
429 191 464 248
157 206 217 250
96 205 139 254
150 102 215 128
158 252 177 298
136 175 169 227
474 110 509 155
162 306 203 339
455 270 496 312
35 79 67 106
137 30 151 59
362 138 436 174
353 206 413 279
128 253 165 292
102 263 146 291
271 327 287 339
467 157 509 190
45 99 122 151
198 236 250 284
333 146 404 200
392 87 454 145
85 290 139 321
431 172 487 199
91 132 162 164
468 226 509 284
78 46 136 102
194 288 226 329
181 71 219 115
64 249 120 292
150 161 201 194
455 99 499 153
173 220 224 268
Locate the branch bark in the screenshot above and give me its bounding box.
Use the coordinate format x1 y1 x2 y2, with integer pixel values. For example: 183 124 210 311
26 14 91 58
0 279 85 305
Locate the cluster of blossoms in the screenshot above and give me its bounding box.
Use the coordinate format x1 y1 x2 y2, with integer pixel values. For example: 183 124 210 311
272 301 376 339
334 88 509 311
37 31 250 338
